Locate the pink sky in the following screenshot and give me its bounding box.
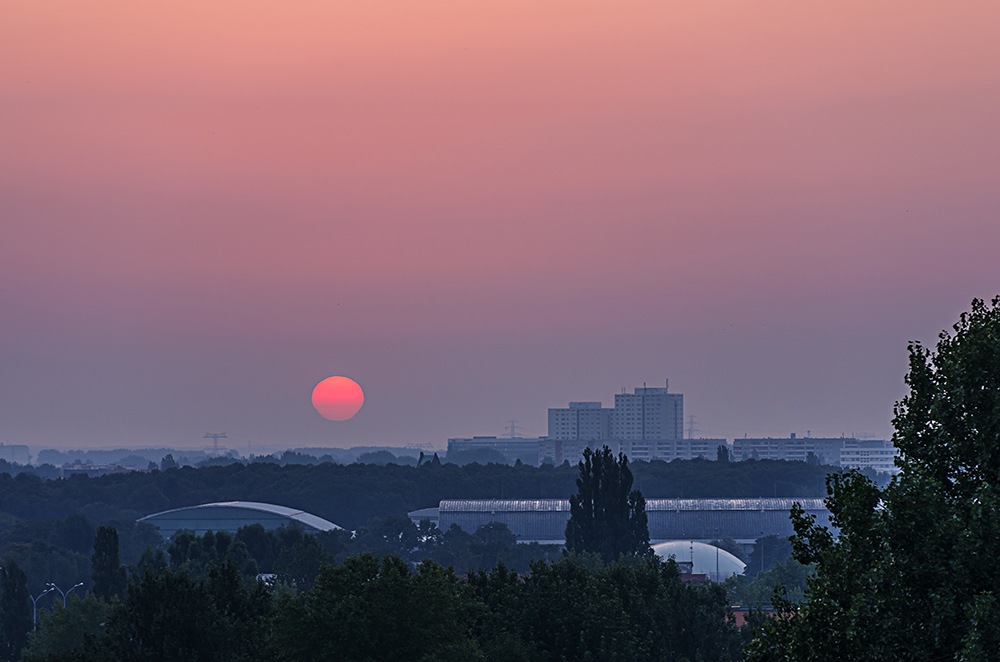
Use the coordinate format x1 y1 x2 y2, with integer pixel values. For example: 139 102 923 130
2 2 998 451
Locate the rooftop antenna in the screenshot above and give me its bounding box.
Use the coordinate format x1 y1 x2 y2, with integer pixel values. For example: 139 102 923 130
504 420 524 438
204 432 227 456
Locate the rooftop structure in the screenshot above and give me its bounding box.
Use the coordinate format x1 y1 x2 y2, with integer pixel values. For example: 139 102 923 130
139 501 343 539
652 540 747 582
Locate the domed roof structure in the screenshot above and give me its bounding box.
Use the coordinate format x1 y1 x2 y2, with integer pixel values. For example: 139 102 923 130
652 540 746 582
138 501 343 539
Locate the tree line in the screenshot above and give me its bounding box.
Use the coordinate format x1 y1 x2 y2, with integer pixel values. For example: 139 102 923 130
0 455 839 531
14 551 759 662
2 448 762 662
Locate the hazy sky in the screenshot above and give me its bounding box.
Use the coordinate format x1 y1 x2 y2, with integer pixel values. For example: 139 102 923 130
2 1 998 452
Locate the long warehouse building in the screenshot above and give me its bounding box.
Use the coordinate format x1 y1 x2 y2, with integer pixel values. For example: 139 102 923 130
433 498 831 546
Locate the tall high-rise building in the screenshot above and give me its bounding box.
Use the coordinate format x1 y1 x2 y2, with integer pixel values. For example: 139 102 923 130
547 402 613 441
612 384 683 441
541 382 698 465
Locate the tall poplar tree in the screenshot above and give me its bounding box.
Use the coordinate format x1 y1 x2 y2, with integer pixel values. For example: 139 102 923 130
565 446 650 563
1 559 32 662
92 525 126 601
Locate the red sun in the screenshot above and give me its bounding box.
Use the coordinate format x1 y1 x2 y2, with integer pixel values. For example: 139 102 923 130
311 376 365 421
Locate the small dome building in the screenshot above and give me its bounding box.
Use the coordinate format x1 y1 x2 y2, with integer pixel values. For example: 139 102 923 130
653 540 746 582
138 501 343 539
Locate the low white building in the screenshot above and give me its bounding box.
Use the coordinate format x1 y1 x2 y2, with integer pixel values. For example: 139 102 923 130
840 439 900 475
732 434 900 475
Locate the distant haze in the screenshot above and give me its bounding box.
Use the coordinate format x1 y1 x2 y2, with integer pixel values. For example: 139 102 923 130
2 2 998 450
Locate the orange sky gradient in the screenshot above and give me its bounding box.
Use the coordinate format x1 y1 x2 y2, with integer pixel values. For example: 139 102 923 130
2 2 998 449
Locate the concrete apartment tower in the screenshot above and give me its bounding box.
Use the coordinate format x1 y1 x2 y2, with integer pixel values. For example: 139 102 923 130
612 383 684 462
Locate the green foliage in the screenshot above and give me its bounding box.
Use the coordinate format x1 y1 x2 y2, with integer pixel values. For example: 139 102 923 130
274 533 328 592
24 593 108 660
444 448 510 466
726 557 814 606
166 530 257 579
90 526 125 602
270 554 483 662
0 455 832 533
469 555 745 662
746 296 1000 661
709 535 748 564
565 446 650 563
87 560 272 662
1 559 32 662
356 450 417 466
23 551 746 661
745 535 792 580
350 517 560 573
0 516 94 595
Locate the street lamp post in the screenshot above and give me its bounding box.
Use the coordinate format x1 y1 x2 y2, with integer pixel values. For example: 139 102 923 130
30 588 55 631
46 582 84 608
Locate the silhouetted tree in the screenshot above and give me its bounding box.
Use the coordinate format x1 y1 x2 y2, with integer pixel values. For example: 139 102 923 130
24 592 109 659
1 559 32 661
90 559 271 662
717 445 730 462
271 554 481 662
564 446 649 563
747 296 1000 661
91 526 126 601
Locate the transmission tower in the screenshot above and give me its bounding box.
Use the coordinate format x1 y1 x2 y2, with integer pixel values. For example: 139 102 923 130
204 432 228 456
686 415 699 439
504 420 524 438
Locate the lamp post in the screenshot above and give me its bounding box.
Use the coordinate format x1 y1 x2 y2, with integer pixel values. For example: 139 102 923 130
46 582 84 608
30 587 55 631
760 531 765 576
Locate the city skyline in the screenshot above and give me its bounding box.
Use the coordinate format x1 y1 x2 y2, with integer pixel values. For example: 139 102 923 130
3 2 998 449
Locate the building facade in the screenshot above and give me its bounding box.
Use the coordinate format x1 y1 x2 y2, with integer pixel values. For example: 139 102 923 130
732 435 900 475
436 497 832 545
547 402 613 442
840 439 900 474
612 386 683 441
542 383 698 465
0 444 30 465
446 436 542 464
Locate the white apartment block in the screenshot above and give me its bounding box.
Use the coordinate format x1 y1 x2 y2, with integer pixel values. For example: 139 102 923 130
733 435 843 466
840 439 900 475
542 383 710 466
612 386 684 441
732 435 900 475
617 438 726 463
547 402 613 442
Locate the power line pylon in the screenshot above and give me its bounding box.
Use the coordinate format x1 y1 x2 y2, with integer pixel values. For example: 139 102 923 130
505 420 524 438
204 432 227 455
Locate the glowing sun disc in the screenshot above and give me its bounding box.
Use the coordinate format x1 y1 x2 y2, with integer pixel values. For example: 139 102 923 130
311 376 364 421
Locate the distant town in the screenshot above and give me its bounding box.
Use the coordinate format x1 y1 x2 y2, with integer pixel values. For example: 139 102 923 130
1 380 898 480
449 381 899 474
